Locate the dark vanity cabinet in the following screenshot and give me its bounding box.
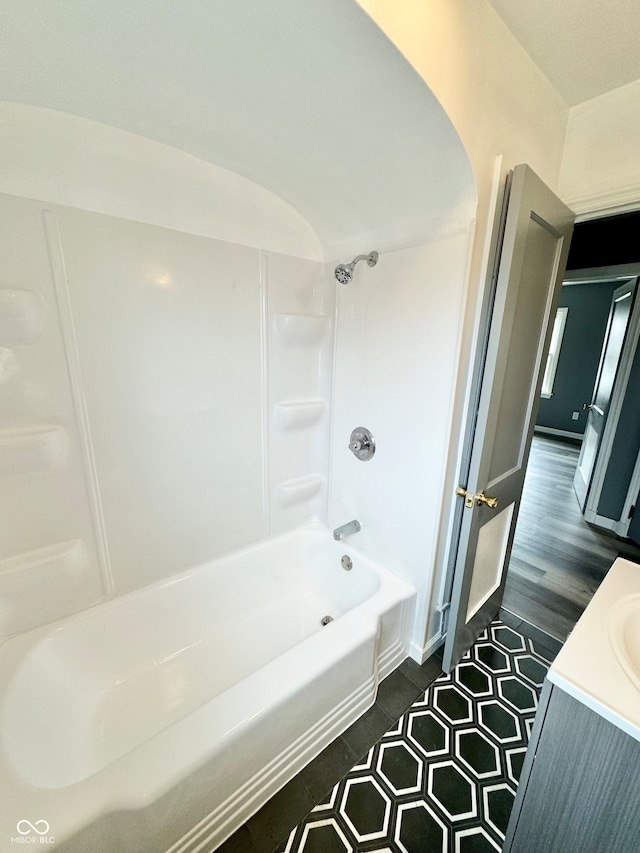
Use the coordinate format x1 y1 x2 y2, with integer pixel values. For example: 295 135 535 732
503 681 640 853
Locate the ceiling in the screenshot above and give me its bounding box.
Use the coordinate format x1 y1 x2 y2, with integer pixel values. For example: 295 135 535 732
0 0 476 257
487 0 640 106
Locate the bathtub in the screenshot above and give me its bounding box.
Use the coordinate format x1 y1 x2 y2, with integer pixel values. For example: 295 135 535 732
0 523 415 852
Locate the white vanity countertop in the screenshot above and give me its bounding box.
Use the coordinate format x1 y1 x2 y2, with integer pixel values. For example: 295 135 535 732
547 556 640 743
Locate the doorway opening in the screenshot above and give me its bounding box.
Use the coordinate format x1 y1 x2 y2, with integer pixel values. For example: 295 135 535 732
501 211 640 640
502 432 640 639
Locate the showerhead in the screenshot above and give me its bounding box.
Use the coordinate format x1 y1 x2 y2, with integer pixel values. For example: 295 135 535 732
334 263 354 285
334 251 378 284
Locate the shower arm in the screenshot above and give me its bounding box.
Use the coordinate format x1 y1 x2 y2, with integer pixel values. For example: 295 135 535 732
351 252 378 268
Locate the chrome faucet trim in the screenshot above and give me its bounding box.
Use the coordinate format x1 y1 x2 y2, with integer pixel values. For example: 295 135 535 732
333 519 361 541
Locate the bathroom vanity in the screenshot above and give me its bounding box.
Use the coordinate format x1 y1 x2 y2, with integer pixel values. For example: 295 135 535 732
503 557 640 853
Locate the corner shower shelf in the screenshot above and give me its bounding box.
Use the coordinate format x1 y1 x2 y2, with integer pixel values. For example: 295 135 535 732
274 400 327 430
0 539 86 579
0 540 89 640
275 475 324 508
0 425 68 477
0 288 45 345
273 313 331 345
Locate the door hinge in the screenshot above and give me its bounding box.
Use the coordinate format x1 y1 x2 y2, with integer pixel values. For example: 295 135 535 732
439 602 451 635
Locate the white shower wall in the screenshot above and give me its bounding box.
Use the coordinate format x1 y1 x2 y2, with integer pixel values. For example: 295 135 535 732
0 193 332 637
56 206 266 594
0 196 105 639
329 232 472 660
264 252 335 534
1 193 472 657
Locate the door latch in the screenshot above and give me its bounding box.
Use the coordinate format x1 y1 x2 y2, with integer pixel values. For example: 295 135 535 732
455 486 499 509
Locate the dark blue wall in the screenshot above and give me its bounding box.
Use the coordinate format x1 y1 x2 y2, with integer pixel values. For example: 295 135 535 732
536 281 617 434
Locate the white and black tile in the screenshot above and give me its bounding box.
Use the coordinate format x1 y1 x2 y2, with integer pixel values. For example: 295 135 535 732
277 620 552 853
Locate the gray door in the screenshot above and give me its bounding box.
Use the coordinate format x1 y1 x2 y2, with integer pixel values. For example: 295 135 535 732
442 164 574 672
573 279 637 510
628 494 640 545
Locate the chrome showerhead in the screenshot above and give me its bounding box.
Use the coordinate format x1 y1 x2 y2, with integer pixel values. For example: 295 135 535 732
334 251 378 284
335 263 354 285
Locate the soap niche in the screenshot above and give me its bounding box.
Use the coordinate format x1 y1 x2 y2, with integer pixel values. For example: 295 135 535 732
0 288 46 346
0 425 68 477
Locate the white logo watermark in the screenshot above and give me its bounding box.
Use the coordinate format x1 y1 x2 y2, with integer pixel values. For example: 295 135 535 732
11 821 55 845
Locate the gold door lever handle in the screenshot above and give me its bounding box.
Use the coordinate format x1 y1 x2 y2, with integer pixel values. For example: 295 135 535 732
456 486 498 509
475 491 498 509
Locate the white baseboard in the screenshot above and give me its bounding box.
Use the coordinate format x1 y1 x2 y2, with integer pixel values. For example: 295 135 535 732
534 426 583 441
591 514 619 533
410 632 444 665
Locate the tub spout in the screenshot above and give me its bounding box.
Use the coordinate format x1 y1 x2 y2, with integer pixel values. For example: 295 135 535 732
333 520 361 541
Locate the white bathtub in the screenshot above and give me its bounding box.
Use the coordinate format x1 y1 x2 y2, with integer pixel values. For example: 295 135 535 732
0 524 415 852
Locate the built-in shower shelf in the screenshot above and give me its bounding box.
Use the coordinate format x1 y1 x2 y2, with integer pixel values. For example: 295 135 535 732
274 313 331 345
274 400 327 430
275 475 324 508
0 539 90 640
0 288 45 346
0 539 86 579
0 425 68 477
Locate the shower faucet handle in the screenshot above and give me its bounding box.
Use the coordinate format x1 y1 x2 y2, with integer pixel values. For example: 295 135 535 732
349 427 375 461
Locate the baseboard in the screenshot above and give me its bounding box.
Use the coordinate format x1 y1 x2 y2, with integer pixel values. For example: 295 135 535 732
591 514 619 533
534 426 583 442
410 632 444 665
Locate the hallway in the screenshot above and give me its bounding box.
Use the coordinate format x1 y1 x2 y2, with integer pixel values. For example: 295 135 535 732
502 434 640 640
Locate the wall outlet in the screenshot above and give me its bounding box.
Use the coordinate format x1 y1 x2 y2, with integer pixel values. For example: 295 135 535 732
572 411 580 420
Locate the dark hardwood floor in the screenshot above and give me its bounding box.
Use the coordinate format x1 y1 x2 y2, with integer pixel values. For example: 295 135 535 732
502 433 640 641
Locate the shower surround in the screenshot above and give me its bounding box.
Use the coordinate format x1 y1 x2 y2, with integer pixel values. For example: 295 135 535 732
0 188 469 850
0 1 478 849
0 191 470 850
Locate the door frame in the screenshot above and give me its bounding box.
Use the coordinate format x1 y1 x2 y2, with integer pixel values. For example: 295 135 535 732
563 265 640 526
620 451 640 538
437 161 513 630
441 164 574 670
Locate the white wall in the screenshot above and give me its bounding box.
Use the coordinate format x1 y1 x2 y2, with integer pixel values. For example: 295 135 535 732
559 79 640 216
356 0 571 651
329 232 471 659
356 1 568 196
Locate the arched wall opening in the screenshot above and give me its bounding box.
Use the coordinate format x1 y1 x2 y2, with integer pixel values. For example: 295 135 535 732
0 0 477 660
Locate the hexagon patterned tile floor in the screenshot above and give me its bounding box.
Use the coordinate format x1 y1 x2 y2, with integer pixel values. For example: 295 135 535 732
276 619 553 853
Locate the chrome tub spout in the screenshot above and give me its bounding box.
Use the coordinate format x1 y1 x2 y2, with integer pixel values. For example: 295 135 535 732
333 520 361 541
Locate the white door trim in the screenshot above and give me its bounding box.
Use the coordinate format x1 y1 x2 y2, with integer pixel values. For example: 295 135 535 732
583 277 640 520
